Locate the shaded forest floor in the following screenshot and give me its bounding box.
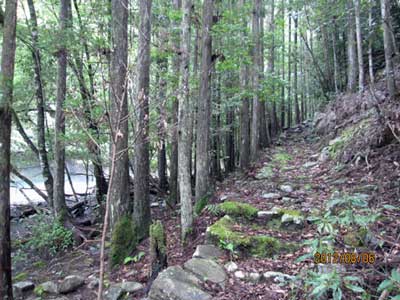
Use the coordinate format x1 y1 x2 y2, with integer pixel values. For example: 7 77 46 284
11 122 400 300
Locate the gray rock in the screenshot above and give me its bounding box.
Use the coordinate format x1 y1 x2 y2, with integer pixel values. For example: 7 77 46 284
248 272 262 283
13 281 35 293
261 193 281 199
319 147 330 162
234 270 246 280
121 281 143 293
184 258 227 287
303 161 318 168
219 195 228 202
40 281 58 294
150 202 159 208
280 185 294 193
263 271 295 282
58 275 85 294
105 285 124 300
224 261 238 273
257 210 279 221
148 266 211 300
193 244 223 260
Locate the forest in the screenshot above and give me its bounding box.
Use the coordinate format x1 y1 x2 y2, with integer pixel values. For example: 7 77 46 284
0 0 400 299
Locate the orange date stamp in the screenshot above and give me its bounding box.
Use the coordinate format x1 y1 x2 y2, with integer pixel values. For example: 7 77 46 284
314 252 376 264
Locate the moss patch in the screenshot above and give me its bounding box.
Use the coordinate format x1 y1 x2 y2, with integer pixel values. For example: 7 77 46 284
208 216 296 257
218 201 259 220
149 221 166 255
110 216 138 267
343 227 368 247
13 272 28 282
272 152 292 166
255 165 274 179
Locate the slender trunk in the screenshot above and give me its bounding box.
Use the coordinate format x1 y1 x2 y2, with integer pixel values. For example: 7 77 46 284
268 0 277 135
178 0 193 241
169 0 182 208
332 19 339 93
287 5 292 128
0 1 17 298
368 0 374 85
354 0 364 91
259 12 269 148
293 12 300 124
347 0 357 92
225 73 235 173
27 0 54 207
134 0 152 239
109 0 130 228
54 0 71 221
250 0 261 161
381 0 396 98
195 0 213 202
280 0 285 129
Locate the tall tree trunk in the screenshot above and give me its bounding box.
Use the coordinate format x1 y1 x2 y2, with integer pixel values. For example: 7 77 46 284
293 11 300 124
280 0 285 129
250 0 261 161
354 0 364 91
169 0 182 208
347 0 358 92
54 0 71 221
0 1 17 298
195 0 213 202
109 0 130 228
27 0 54 207
368 0 374 85
268 0 277 136
332 28 339 94
178 0 193 241
239 0 250 169
225 74 235 173
381 0 396 98
287 3 292 128
134 0 152 239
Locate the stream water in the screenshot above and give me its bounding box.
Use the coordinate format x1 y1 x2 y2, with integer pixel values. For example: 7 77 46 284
11 160 98 205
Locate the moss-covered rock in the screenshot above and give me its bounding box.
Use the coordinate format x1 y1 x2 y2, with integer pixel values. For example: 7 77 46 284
149 220 167 277
110 216 138 267
272 152 292 166
343 228 368 247
255 165 274 179
207 216 296 258
218 201 259 220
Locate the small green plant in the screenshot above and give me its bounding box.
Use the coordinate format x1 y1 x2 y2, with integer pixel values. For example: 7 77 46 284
26 215 73 257
378 269 400 298
305 270 364 300
194 195 209 216
219 239 237 260
307 211 338 235
204 203 221 216
124 251 145 265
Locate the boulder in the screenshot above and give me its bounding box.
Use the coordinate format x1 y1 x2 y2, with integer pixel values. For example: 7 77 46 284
193 244 223 260
105 285 124 300
183 258 227 287
58 275 85 294
248 272 262 283
263 271 295 282
148 266 211 300
234 270 246 280
13 281 35 293
40 281 58 294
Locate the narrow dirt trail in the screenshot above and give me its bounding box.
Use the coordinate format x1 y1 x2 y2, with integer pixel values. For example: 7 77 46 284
210 125 353 299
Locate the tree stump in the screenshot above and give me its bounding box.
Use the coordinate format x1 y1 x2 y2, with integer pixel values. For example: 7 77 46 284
149 221 167 279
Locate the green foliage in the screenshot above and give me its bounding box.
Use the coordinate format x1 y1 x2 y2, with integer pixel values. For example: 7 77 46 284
204 204 222 216
218 201 259 220
123 251 145 265
305 270 365 300
149 220 166 254
378 269 400 296
26 215 73 257
13 272 28 282
34 285 45 297
272 152 292 165
110 216 138 267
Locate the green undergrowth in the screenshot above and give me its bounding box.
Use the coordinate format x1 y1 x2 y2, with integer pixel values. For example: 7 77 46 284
208 215 297 257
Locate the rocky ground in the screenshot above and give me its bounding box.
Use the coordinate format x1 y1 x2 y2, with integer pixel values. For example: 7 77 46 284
10 122 400 300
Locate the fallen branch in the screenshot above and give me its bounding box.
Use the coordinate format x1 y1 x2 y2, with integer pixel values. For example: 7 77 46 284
11 166 48 203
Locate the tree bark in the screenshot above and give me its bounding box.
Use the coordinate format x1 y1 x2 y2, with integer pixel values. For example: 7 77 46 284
347 0 358 93
368 0 374 86
239 0 250 169
134 0 152 239
0 0 17 299
169 0 182 208
293 11 300 124
178 0 193 241
53 0 71 221
280 0 285 129
287 2 292 128
195 0 213 202
250 0 261 161
109 0 130 228
27 0 54 207
354 0 364 91
381 0 396 98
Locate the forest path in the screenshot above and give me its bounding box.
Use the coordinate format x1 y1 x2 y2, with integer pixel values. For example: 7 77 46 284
209 124 347 299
